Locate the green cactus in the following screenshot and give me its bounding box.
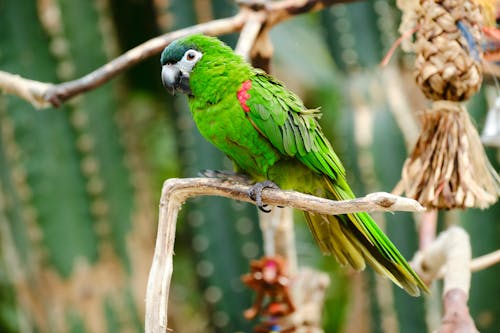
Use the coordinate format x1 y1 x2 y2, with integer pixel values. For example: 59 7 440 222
0 0 144 332
1 1 499 333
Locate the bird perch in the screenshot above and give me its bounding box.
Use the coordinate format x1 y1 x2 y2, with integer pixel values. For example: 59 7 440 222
144 177 425 333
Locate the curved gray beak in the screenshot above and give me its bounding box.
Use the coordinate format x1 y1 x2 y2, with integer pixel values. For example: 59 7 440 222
161 65 191 95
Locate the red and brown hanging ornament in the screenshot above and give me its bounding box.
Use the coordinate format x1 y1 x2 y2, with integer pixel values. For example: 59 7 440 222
400 0 500 209
242 256 296 332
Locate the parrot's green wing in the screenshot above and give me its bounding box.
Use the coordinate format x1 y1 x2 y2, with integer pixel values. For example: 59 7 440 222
245 71 346 181
243 71 429 296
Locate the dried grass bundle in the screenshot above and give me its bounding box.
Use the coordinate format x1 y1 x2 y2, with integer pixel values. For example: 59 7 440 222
402 102 500 209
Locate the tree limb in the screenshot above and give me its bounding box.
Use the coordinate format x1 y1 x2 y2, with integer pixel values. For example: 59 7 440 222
156 177 425 215
419 209 438 251
413 226 471 295
45 14 247 107
0 0 357 109
0 72 54 109
235 10 264 60
437 289 479 333
145 177 424 333
412 227 479 333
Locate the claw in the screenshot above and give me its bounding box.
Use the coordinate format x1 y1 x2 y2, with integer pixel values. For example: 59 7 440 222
248 180 280 213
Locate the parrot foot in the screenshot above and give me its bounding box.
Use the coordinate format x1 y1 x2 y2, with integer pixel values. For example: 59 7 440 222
248 180 280 213
199 169 252 184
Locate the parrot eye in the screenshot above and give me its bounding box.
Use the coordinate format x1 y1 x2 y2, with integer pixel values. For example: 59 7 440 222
186 51 196 61
183 49 201 64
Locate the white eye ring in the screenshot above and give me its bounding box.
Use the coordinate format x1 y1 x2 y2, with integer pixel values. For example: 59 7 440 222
183 49 201 62
177 49 202 75
186 51 196 61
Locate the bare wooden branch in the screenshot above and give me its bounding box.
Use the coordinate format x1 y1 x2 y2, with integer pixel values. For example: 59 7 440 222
0 0 357 108
413 226 471 295
235 11 264 60
44 14 247 107
412 226 479 333
436 289 479 333
427 247 500 333
265 0 357 24
418 209 438 251
470 249 500 273
145 177 424 333
424 249 500 281
414 228 500 283
156 177 425 215
0 71 54 109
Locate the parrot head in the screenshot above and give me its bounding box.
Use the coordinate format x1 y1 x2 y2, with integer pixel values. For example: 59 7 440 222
160 34 247 96
160 37 202 95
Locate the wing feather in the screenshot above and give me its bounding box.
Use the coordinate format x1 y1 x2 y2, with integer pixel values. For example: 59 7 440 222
246 71 345 181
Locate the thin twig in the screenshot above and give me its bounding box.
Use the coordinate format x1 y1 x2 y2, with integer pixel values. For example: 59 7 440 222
145 177 424 333
426 248 500 279
470 249 500 273
426 248 500 281
379 25 419 67
44 14 247 107
0 15 246 108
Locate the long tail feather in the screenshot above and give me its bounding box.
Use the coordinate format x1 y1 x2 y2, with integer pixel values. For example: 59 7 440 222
304 177 429 296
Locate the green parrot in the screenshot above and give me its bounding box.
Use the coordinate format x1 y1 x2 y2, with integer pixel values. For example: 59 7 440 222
161 34 428 296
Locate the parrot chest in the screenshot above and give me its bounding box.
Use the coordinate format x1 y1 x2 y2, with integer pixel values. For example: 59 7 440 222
190 97 281 178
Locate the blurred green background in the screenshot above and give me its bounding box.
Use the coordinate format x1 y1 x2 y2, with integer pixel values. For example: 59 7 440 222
0 0 499 332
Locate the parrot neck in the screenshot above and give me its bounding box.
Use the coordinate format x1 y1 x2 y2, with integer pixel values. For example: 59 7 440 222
189 56 253 106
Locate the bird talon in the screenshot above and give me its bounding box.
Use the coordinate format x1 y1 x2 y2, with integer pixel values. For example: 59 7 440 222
259 204 272 213
248 180 280 213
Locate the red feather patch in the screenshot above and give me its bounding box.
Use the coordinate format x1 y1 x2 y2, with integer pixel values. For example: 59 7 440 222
237 80 252 112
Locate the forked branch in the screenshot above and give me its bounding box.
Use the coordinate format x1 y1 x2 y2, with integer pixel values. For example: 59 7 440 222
145 177 425 333
412 226 487 333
